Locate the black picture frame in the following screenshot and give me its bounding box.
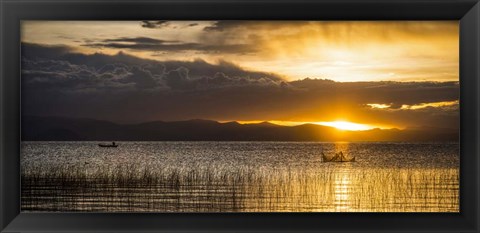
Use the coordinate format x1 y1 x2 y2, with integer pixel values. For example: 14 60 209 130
1 0 479 232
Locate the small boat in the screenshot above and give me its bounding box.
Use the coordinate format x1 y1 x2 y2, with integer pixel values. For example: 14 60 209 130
98 142 118 148
322 151 355 162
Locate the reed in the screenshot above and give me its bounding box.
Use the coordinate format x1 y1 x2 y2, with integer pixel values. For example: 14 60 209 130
21 162 459 212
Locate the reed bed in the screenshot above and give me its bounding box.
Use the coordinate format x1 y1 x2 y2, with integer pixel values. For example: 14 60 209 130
21 163 459 212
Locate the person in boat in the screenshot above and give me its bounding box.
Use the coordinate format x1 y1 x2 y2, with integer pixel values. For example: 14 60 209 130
331 152 337 161
322 150 334 162
332 151 343 161
332 151 345 161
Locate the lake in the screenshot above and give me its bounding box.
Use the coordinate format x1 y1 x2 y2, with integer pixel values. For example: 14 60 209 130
21 141 459 212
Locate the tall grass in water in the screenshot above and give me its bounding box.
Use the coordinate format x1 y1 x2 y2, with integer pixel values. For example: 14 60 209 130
21 163 459 212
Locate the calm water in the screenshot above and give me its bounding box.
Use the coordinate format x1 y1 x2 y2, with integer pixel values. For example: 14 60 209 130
21 141 459 212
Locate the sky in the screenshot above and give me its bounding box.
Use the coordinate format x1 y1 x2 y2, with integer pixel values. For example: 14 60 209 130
21 21 459 130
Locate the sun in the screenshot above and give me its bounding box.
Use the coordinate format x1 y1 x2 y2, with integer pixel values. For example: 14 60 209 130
315 121 374 131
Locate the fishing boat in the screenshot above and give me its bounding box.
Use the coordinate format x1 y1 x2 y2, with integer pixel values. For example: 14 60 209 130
98 142 118 148
322 151 355 162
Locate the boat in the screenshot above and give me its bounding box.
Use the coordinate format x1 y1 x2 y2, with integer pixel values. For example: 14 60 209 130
322 151 355 162
98 142 118 148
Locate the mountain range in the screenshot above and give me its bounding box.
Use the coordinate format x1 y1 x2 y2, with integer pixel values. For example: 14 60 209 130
22 116 459 142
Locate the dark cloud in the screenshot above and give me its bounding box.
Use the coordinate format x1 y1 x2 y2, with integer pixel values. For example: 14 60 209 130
22 58 163 92
21 43 459 128
103 37 179 44
23 43 278 80
160 59 283 81
141 20 239 31
141 20 169 29
128 66 159 89
203 21 248 31
21 43 72 58
82 36 256 54
201 21 312 32
163 67 195 90
289 79 459 107
21 43 282 92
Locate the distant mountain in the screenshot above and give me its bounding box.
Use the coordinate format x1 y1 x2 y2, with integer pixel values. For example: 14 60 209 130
22 116 459 142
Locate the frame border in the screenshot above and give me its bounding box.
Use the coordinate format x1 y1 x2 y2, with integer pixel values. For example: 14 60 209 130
1 0 479 232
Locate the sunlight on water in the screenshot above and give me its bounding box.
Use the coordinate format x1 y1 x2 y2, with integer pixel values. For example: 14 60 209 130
334 172 351 211
21 141 459 212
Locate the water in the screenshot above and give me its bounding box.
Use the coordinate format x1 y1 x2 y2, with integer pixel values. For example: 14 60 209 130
21 141 459 212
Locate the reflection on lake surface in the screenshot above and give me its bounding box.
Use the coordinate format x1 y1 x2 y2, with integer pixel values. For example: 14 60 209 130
21 141 459 212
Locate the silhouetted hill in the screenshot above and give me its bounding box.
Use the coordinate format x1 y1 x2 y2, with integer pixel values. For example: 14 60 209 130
22 116 459 142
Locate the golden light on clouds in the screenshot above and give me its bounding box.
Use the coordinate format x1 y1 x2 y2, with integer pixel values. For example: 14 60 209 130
366 103 392 109
400 100 459 110
20 21 459 130
21 20 459 82
366 100 459 110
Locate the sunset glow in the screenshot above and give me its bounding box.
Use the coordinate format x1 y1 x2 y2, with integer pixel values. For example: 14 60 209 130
20 20 459 130
19 20 460 214
21 21 459 82
234 120 383 131
315 121 375 131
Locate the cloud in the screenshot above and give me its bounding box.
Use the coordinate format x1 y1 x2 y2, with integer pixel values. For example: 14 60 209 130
203 21 249 31
160 59 283 81
21 43 459 128
141 20 169 29
21 43 73 58
103 37 179 44
289 78 459 107
163 67 192 89
21 21 458 83
21 43 283 91
127 66 160 89
22 58 164 92
82 36 256 54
